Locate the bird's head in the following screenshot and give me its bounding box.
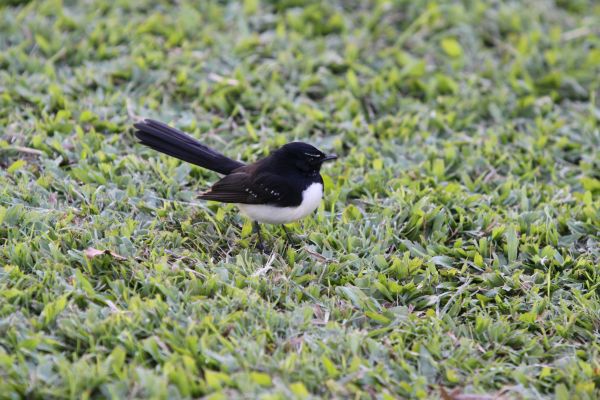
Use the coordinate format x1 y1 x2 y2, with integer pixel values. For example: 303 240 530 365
273 142 337 175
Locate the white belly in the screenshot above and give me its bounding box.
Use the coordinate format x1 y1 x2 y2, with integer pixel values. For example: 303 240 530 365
237 182 323 224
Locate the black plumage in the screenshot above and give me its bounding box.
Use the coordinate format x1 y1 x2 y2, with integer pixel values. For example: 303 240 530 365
133 118 337 249
134 119 244 175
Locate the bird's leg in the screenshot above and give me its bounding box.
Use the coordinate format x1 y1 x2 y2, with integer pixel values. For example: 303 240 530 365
253 221 267 252
282 225 296 245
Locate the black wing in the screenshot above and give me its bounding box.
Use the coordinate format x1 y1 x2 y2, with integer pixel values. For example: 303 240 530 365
199 172 301 206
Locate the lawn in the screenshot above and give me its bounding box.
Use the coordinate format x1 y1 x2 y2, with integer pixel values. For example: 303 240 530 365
1 0 599 398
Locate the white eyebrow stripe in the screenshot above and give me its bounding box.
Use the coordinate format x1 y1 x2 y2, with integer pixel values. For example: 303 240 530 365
304 152 321 157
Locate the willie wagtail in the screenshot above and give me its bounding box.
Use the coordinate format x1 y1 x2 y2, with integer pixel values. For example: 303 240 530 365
133 119 337 249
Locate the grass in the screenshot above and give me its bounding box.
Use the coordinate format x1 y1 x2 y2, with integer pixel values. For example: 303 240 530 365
0 0 599 398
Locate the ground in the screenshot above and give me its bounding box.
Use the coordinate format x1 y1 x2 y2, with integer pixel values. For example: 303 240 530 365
0 0 599 399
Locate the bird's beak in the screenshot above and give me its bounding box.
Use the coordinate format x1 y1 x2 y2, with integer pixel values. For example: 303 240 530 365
321 154 338 162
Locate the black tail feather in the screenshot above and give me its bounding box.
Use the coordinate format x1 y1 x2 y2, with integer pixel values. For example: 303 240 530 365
134 119 244 175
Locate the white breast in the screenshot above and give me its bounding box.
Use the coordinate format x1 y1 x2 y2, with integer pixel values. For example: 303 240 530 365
237 182 323 224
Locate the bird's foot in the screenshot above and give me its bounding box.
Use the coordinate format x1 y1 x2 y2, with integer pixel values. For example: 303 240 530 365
253 221 271 253
282 225 302 248
255 241 271 253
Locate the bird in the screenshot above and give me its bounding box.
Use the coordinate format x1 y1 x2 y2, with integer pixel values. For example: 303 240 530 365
133 119 337 250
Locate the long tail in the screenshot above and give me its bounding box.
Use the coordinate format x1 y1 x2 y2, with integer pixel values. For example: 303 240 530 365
133 119 244 175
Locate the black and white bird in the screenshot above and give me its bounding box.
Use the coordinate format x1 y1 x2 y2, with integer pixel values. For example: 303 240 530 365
133 119 337 249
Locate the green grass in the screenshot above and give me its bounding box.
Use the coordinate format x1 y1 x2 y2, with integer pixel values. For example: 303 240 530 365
1 0 599 398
